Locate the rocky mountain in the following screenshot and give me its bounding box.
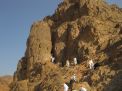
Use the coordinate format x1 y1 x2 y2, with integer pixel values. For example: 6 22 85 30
0 75 13 91
10 0 122 91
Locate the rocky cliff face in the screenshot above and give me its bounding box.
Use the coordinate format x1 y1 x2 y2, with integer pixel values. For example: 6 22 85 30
10 0 122 91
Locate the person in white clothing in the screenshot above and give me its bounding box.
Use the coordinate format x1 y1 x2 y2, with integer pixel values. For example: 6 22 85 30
74 57 77 65
88 59 94 69
64 83 69 91
66 60 70 67
79 86 87 91
71 74 77 82
51 56 55 63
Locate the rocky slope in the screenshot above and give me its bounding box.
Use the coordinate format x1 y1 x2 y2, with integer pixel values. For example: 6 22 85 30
10 0 122 91
0 75 13 91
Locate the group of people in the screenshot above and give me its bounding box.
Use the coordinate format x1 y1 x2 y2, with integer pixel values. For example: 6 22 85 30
50 55 100 91
63 74 87 91
51 55 97 69
66 57 77 67
51 56 78 67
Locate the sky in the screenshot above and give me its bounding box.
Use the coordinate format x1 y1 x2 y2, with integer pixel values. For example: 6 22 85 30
0 0 122 76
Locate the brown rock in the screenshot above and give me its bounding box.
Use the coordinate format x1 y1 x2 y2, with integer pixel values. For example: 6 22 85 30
0 75 13 91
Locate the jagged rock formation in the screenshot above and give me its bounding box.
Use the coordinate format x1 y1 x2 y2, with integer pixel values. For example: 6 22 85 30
0 75 13 91
11 0 122 91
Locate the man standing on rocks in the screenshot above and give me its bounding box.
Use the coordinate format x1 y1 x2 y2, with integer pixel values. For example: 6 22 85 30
71 74 77 82
88 59 94 69
74 57 77 65
79 85 87 91
51 56 55 63
66 60 70 67
64 83 69 91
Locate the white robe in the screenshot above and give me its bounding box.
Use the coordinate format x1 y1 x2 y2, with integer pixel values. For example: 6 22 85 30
88 60 94 69
64 83 69 91
51 56 55 63
74 58 77 65
71 74 77 81
66 60 70 67
79 87 87 91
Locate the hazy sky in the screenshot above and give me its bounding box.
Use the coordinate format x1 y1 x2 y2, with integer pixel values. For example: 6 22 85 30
0 0 122 76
